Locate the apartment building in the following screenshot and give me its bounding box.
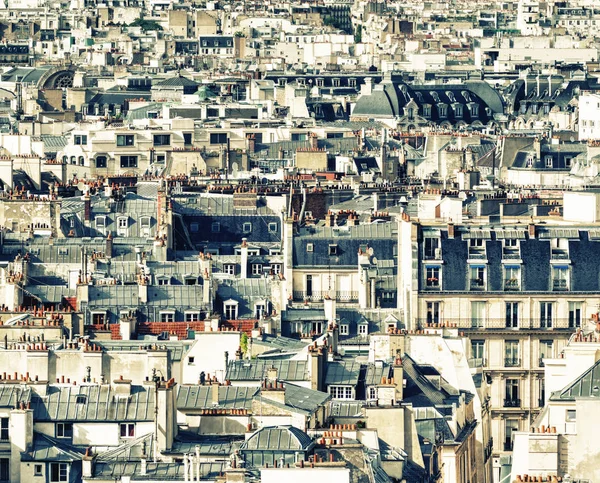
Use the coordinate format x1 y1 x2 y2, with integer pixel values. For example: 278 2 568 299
397 214 593 478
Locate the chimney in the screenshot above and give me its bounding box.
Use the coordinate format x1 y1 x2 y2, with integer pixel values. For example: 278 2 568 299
140 458 147 476
309 346 325 391
138 279 148 304
113 376 132 397
393 357 403 402
528 223 536 238
240 238 248 279
261 379 286 405
224 351 229 370
325 212 336 227
247 134 256 154
156 380 178 452
327 322 339 359
106 233 113 258
447 223 455 239
534 137 541 160
235 346 243 360
267 366 278 384
10 405 33 482
82 449 94 478
211 381 220 405
347 212 359 226
309 133 318 150
83 194 91 222
324 297 336 325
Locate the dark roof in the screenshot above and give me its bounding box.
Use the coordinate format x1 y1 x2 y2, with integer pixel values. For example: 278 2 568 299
176 385 256 410
241 426 313 451
283 383 331 413
154 76 199 88
324 361 361 386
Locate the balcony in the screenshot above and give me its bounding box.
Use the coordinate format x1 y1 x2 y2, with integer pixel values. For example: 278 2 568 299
504 279 520 291
425 278 440 290
505 358 521 367
503 398 521 408
552 279 569 291
468 249 487 260
551 250 569 260
502 248 521 259
468 357 486 368
470 279 485 291
292 291 359 302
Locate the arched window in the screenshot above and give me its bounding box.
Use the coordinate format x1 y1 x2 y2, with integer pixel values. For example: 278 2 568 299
78 156 84 166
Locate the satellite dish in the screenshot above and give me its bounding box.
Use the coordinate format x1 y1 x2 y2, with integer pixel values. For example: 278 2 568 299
372 256 378 265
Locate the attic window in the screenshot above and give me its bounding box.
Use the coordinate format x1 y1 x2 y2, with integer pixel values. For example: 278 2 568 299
329 244 338 256
527 156 534 168
340 324 349 335
545 156 553 168
76 395 87 404
358 324 368 335
243 222 252 233
58 248 69 256
307 243 314 252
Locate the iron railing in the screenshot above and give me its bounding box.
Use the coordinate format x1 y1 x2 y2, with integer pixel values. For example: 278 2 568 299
292 291 359 302
503 398 521 408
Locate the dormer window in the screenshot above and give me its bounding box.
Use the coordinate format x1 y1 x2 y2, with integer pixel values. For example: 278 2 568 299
117 216 128 236
224 263 236 275
423 104 431 118
95 216 106 235
157 276 170 286
438 104 447 118
224 300 238 320
160 311 175 322
329 244 338 255
526 156 534 168
340 324 349 335
453 103 463 118
255 300 268 319
545 156 553 168
140 216 151 238
358 323 368 335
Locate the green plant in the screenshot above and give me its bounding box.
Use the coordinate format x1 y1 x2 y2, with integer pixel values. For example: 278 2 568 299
240 332 249 355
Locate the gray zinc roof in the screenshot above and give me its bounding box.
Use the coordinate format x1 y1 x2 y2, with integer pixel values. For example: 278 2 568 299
177 385 257 410
241 426 313 451
226 360 309 382
324 361 361 386
31 384 155 422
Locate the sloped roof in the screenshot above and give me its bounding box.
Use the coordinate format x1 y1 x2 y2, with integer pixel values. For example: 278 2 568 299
154 76 199 88
226 360 309 382
241 426 313 451
176 385 257 410
324 360 361 386
21 432 84 462
554 358 600 400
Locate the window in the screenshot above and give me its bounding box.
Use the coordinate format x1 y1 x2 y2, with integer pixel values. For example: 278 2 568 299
185 312 200 322
504 266 520 290
76 395 87 404
120 155 138 168
504 419 519 451
34 464 42 476
96 156 107 168
268 222 278 232
74 134 87 145
92 312 106 325
118 217 127 229
539 340 553 366
340 324 349 335
425 266 440 288
50 462 68 482
358 324 368 335
329 386 353 399
160 312 174 322
566 409 576 422
120 423 135 438
190 223 199 232
243 222 252 233
426 301 440 325
471 340 485 366
506 302 519 328
252 264 262 276
306 274 313 296
78 156 85 166
565 156 573 168
211 222 221 233
368 386 377 400
424 238 440 259
271 264 282 275
540 302 553 328
116 134 135 146
307 243 314 252
183 133 192 145
224 264 235 275
438 104 447 118
470 265 485 289
545 155 553 168
56 422 73 438
255 303 266 319
505 340 520 366
505 379 520 406
0 418 7 441
210 133 228 144
188 356 195 365
569 302 582 328
157 276 170 286
224 302 238 320
552 266 569 290
329 244 338 256
140 216 151 238
153 134 171 146
471 301 485 328
423 105 431 117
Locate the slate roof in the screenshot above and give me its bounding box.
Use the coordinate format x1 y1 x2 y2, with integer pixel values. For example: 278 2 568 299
553 358 600 400
283 383 331 413
365 363 392 386
226 360 309 382
176 385 257 410
0 384 31 408
401 355 458 407
330 401 363 417
92 461 224 480
31 384 155 422
324 361 361 386
241 426 313 451
21 433 84 463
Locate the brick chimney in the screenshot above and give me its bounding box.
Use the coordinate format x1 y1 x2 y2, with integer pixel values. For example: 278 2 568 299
325 211 336 227
528 222 536 238
447 223 455 239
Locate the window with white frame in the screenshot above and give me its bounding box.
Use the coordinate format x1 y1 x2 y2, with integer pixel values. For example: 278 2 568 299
140 216 151 238
120 423 135 438
271 264 282 275
50 462 68 482
307 243 314 252
56 422 73 438
157 276 170 286
160 311 175 322
224 264 235 275
243 222 252 233
340 324 349 335
255 303 266 319
358 324 368 335
329 386 353 399
117 216 128 236
268 222 278 232
95 216 106 235
368 386 377 400
224 302 237 320
252 264 262 276
185 312 200 322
